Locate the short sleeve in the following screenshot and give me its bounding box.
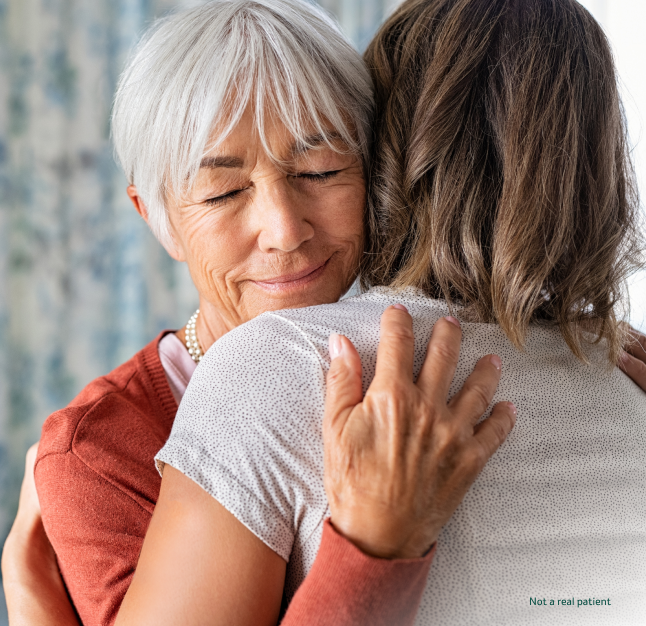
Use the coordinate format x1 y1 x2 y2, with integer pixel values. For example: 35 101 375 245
156 313 329 561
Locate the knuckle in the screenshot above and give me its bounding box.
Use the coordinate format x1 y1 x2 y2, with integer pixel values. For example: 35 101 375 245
450 446 482 478
384 324 415 345
325 363 348 391
489 417 509 445
387 380 411 401
369 386 408 418
469 444 489 469
464 382 493 414
432 420 459 452
429 340 458 364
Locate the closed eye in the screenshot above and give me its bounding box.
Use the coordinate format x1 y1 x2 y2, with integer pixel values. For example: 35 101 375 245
294 170 341 183
204 188 245 207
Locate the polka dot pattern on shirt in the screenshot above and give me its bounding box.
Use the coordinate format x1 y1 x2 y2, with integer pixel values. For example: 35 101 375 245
157 287 646 625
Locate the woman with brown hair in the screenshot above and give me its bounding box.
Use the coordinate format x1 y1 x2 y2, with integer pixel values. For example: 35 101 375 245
109 0 646 623
362 0 643 363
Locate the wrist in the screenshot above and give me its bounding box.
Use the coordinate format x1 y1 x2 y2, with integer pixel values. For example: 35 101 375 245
328 515 437 560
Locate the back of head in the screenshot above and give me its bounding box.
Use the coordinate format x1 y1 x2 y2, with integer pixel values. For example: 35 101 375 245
363 0 644 361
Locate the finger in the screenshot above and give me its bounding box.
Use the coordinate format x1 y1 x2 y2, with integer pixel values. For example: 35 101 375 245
416 316 462 402
18 441 42 516
324 334 363 434
471 401 517 463
447 354 502 424
624 328 646 363
619 350 646 392
372 305 415 386
25 442 39 472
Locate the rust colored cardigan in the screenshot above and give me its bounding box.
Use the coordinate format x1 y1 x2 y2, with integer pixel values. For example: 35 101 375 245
35 332 433 626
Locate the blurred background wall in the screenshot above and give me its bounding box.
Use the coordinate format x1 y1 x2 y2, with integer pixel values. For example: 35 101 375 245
0 0 644 620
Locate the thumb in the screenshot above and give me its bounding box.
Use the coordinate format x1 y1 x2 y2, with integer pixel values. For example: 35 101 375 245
324 334 363 434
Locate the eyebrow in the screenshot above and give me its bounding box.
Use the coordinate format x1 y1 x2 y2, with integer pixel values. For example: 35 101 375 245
291 131 345 157
199 156 245 169
198 131 345 168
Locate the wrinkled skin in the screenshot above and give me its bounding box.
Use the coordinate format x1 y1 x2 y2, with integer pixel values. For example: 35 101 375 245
129 107 365 349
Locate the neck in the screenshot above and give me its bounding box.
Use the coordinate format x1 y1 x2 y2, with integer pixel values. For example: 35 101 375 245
175 297 234 354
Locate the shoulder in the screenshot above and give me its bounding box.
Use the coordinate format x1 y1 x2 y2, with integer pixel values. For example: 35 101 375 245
198 310 331 382
174 312 330 442
36 332 177 511
159 314 339 560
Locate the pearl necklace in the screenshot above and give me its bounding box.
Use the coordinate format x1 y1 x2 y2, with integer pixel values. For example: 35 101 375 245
185 309 204 363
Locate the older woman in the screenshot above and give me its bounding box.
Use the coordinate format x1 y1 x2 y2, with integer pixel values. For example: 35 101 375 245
108 0 646 624
1 1 521 625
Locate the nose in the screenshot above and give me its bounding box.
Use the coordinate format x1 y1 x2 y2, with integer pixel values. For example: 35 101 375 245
254 181 315 253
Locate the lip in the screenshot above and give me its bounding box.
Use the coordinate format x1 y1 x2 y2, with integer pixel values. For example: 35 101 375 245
251 259 330 292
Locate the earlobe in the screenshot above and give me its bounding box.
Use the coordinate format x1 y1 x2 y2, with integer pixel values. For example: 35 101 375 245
162 232 186 263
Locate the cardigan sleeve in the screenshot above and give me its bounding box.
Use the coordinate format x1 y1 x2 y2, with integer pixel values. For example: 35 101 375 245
281 520 435 626
36 450 152 626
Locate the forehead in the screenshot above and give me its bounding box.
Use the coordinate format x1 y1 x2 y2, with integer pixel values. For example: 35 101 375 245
201 103 356 166
200 134 349 173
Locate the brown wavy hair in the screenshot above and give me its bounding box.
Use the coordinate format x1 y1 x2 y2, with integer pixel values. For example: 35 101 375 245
362 0 644 361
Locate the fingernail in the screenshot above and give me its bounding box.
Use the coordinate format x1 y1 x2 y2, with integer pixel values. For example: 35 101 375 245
445 316 460 328
329 333 342 360
506 402 518 418
392 304 408 312
489 354 502 371
619 351 630 366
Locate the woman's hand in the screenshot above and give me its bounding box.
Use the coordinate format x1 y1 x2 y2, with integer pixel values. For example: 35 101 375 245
620 326 646 392
323 306 516 559
1 443 80 626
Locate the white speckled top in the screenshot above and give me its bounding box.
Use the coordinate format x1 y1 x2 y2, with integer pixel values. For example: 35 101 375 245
157 287 646 625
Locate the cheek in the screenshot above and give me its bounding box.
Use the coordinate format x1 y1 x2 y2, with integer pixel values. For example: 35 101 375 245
180 211 253 286
318 186 365 247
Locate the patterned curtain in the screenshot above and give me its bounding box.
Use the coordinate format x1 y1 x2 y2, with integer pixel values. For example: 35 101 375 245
0 0 394 620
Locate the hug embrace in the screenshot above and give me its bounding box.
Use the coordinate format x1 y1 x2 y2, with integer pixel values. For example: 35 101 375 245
3 0 646 625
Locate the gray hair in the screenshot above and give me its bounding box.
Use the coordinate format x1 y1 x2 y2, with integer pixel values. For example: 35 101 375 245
111 0 374 247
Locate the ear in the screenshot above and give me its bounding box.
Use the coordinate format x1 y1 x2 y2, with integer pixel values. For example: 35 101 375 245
127 185 149 221
127 185 186 262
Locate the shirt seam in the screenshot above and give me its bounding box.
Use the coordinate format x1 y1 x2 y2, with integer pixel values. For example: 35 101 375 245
36 353 165 514
35 365 140 464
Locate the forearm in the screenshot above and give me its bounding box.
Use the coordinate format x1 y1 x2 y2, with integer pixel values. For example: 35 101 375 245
2 516 80 626
280 520 435 626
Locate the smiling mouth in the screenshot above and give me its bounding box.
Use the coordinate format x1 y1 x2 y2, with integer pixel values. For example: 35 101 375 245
251 258 330 292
